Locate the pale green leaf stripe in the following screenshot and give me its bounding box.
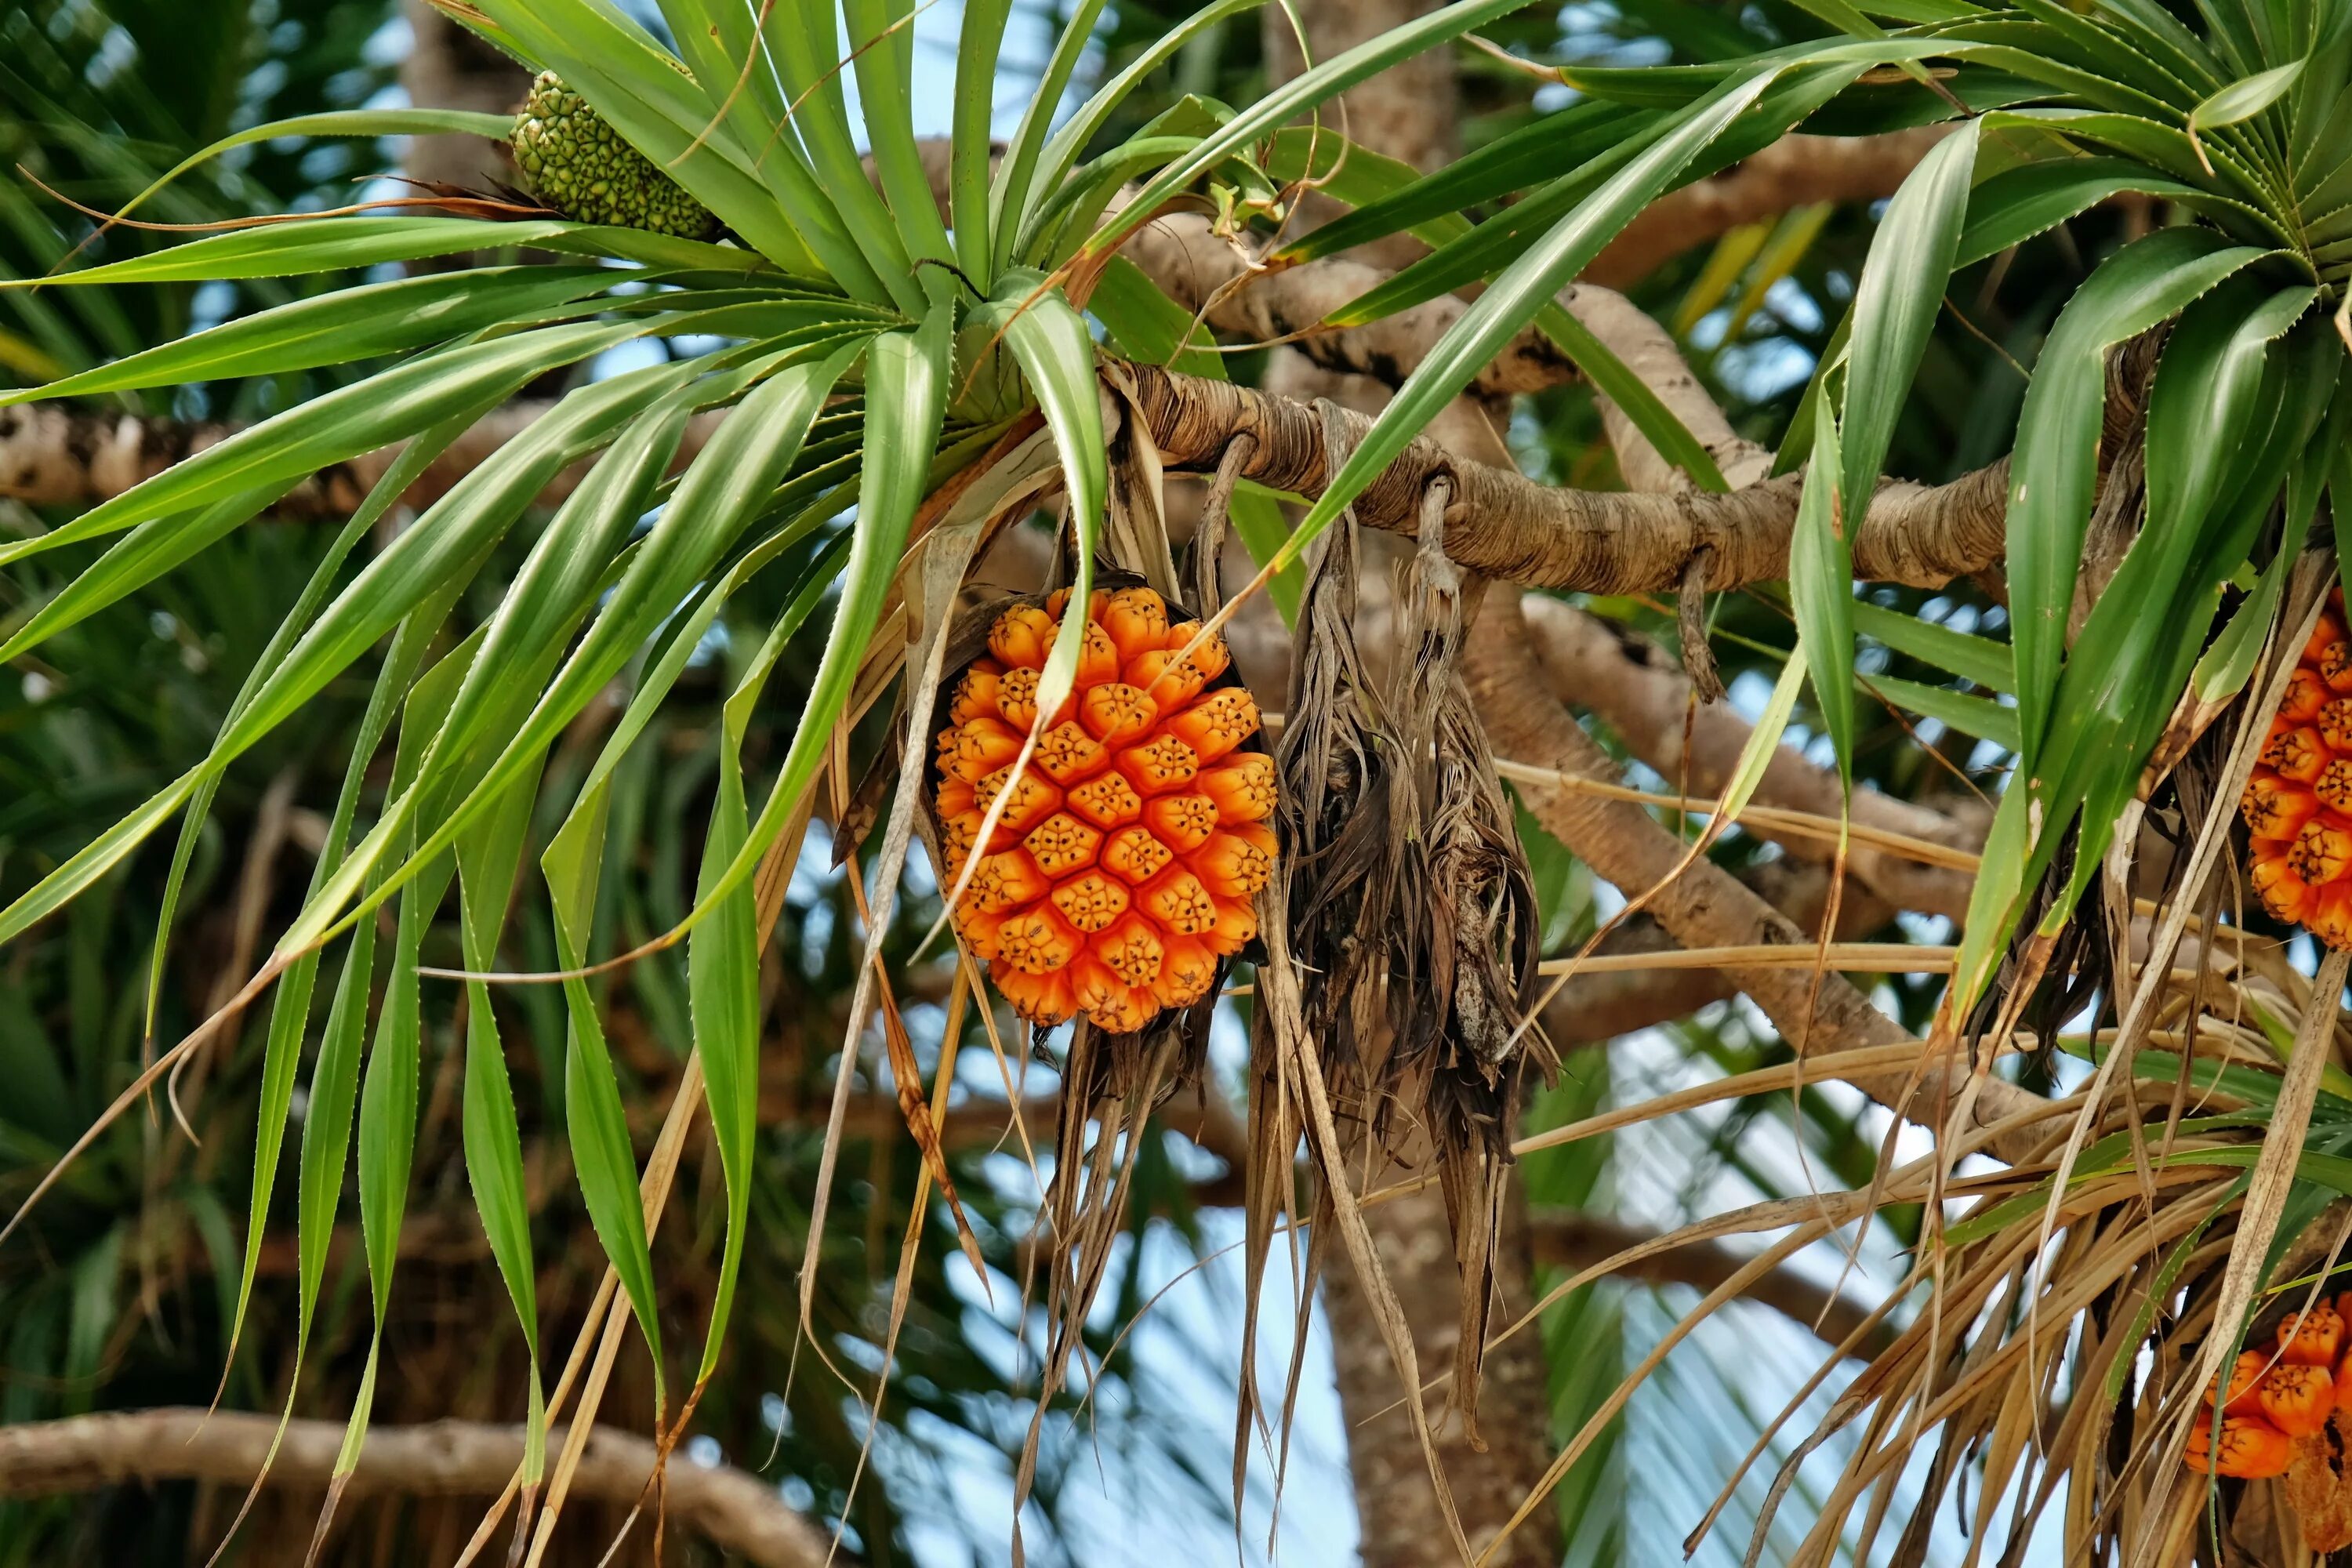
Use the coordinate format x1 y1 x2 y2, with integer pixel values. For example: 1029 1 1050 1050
846 0 955 277
1838 122 1980 533
284 357 862 964
1083 0 1538 260
650 0 862 288
2023 288 2323 907
358 865 445 1310
1723 649 1809 826
1319 52 1893 322
0 266 618 408
1848 598 2013 692
143 403 486 1041
18 357 702 979
2133 281 2313 627
990 276 1109 724
2191 58 2304 134
1789 387 1855 783
953 0 1017 284
993 0 1112 278
6 485 287 655
523 350 860 1393
0 318 637 579
355 629 477 1331
456 762 550 1367
334 1347 383 1480
548 842 668 1408
209 357 702 768
1023 0 1261 264
749 0 925 307
684 311 951 936
558 504 854 858
1946 779 2029 1018
1862 673 2020 750
12 217 585 287
0 773 201 948
220 584 467 1356
688 710 760 1385
2005 227 2267 763
396 402 697 825
1801 121 1981 785
1022 136 1203 269
684 532 853 1388
295 900 379 1341
1275 69 1780 573
466 0 836 281
1774 0 1949 97
2196 448 2324 702
1954 157 2205 268
459 956 546 1472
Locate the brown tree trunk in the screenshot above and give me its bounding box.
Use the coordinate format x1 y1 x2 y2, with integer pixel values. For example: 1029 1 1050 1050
399 0 530 195
1323 1158 1562 1567
1265 7 1560 1563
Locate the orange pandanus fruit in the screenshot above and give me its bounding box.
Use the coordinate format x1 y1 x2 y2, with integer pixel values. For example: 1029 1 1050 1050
932 586 1276 1033
2246 588 2352 947
2182 1311 2346 1481
2189 1410 2297 1479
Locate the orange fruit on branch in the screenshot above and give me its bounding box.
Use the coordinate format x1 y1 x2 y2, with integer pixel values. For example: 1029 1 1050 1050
933 586 1276 1033
2277 1302 2344 1367
2256 1361 2336 1438
2206 1348 2268 1417
2188 1410 2296 1478
2246 587 2352 947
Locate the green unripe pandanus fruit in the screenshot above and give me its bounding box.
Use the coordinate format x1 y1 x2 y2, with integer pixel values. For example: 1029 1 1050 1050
509 71 718 239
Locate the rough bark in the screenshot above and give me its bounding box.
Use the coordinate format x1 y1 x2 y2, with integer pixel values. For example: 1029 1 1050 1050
9 363 2005 596
1324 1160 1561 1568
1262 12 1558 1563
1120 361 2010 591
0 1408 831 1568
0 400 727 518
1123 214 1763 460
10 222 2010 599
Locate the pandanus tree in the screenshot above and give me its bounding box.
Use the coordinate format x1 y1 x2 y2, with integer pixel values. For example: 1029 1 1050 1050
13 0 2352 1561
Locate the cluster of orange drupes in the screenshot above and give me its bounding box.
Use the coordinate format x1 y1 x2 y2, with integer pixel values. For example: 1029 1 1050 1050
2189 1301 2349 1479
931 586 1277 1033
2246 587 2352 948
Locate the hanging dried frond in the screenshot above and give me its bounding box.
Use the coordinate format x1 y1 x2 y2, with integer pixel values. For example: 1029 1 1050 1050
1235 397 1549 1465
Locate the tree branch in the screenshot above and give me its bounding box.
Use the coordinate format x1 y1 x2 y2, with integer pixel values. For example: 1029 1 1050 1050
1120 361 2008 590
1525 1209 1898 1359
1582 129 1951 287
1543 858 1892 1048
1461 591 2049 1160
0 1409 833 1568
1520 596 1985 921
